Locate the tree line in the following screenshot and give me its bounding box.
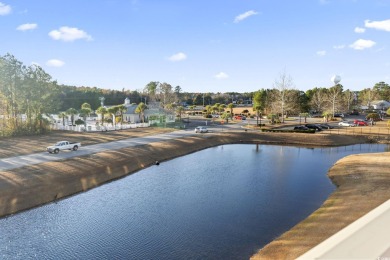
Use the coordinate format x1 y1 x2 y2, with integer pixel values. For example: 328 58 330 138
1 53 389 137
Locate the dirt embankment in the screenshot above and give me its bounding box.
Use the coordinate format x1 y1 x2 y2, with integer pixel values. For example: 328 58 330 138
251 151 390 259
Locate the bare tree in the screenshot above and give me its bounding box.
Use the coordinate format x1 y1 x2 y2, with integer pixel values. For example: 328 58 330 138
343 89 355 112
272 70 295 123
310 88 327 114
326 84 343 117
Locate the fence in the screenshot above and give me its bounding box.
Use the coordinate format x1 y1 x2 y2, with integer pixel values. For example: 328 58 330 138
318 126 390 139
51 122 151 132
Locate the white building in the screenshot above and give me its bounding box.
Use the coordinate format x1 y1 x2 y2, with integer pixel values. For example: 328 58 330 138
371 100 390 110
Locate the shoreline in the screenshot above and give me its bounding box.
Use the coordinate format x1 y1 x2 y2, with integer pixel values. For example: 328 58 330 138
0 129 387 258
251 151 390 259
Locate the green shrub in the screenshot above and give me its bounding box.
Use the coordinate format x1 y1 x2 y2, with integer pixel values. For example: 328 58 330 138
366 113 381 121
75 119 84 125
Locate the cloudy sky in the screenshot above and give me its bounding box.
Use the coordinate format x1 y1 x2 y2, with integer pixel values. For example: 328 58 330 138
1 0 390 92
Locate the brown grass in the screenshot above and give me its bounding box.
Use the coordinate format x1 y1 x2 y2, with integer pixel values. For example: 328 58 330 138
0 127 172 158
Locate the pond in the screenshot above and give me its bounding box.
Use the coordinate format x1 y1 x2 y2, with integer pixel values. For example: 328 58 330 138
0 144 388 260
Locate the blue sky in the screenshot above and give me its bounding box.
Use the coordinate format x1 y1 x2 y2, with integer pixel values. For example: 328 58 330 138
1 0 390 93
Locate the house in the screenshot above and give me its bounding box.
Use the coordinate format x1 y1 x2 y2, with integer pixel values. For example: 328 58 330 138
144 101 175 124
101 98 175 124
122 98 140 123
371 100 390 111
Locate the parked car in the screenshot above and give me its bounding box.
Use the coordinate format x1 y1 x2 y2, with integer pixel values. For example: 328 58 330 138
353 119 368 126
349 110 359 115
234 115 246 120
305 124 322 131
318 124 333 129
338 121 355 127
334 113 345 118
194 126 208 133
294 126 309 131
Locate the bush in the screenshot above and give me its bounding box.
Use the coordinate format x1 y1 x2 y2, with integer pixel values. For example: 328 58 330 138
75 119 84 125
366 113 381 121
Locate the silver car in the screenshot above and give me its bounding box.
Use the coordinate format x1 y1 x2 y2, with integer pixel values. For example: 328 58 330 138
338 121 355 127
194 126 208 133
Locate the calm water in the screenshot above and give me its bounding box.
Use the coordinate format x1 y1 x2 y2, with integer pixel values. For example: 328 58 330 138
0 144 388 260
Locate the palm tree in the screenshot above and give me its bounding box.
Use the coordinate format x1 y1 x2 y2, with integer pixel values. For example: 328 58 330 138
253 105 262 126
212 105 219 115
66 108 78 126
58 112 67 126
96 106 107 125
107 106 119 126
79 102 92 128
227 103 235 117
135 102 147 123
116 104 127 125
176 106 184 121
218 104 226 115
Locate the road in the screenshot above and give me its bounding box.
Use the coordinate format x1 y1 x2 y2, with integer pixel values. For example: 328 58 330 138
0 130 208 171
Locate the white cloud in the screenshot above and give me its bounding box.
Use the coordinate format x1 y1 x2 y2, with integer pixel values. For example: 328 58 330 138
333 45 345 50
349 39 376 50
168 52 187 62
49 26 92 42
234 10 258 23
214 72 229 79
365 19 390 32
0 2 11 15
16 23 37 31
46 59 65 67
354 27 365 33
316 50 326 56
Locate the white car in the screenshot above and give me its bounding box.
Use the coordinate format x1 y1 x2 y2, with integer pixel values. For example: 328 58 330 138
195 126 208 133
338 121 355 127
46 140 81 154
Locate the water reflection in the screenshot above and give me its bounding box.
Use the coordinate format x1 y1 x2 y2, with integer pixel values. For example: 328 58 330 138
0 144 388 260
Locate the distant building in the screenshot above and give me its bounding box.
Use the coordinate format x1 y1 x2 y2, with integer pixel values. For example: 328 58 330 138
361 100 390 111
103 98 175 124
371 100 390 111
122 98 140 123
